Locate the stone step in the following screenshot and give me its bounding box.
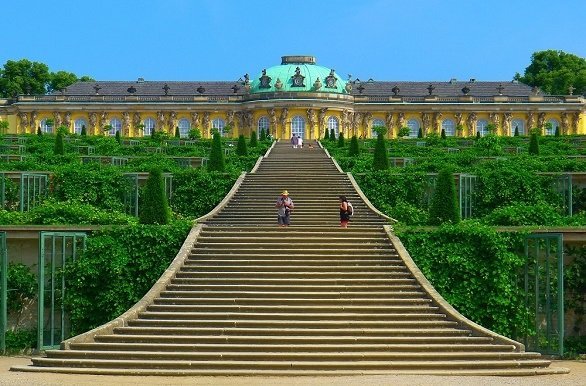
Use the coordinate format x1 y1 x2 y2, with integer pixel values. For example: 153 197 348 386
151 297 433 306
183 259 402 266
188 249 396 256
173 271 412 279
136 311 442 321
145 304 440 314
169 277 418 286
158 290 426 299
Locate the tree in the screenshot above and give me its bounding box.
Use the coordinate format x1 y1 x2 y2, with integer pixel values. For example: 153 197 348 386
188 128 201 140
514 50 586 95
372 126 389 170
330 128 336 140
514 126 519 136
337 131 345 147
208 131 225 171
236 134 248 156
323 128 330 141
0 120 9 134
174 126 180 138
398 126 410 138
529 131 540 155
81 125 87 136
48 71 78 93
115 130 121 144
429 169 460 225
348 135 360 157
250 130 258 147
0 59 50 97
54 132 64 155
417 127 423 138
555 126 560 137
139 168 171 225
259 128 267 142
441 128 446 139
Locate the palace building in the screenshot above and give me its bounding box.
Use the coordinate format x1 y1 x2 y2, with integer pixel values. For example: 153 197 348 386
0 55 584 139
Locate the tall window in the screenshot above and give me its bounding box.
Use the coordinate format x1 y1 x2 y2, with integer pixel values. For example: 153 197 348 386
109 118 122 136
212 118 226 136
511 119 525 136
407 119 420 138
441 119 455 137
546 119 559 135
258 116 269 136
178 118 190 138
143 118 156 136
371 118 385 138
40 118 53 134
291 116 305 139
476 119 489 137
74 119 87 135
327 116 339 139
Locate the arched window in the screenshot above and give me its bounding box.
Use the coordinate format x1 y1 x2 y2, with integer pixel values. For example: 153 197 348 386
212 118 226 136
143 118 156 136
178 118 190 138
441 119 455 137
546 119 559 136
327 116 339 139
257 116 269 136
74 118 87 135
40 118 53 134
476 119 489 137
109 118 122 136
291 116 305 139
511 119 525 136
407 119 420 138
371 118 385 138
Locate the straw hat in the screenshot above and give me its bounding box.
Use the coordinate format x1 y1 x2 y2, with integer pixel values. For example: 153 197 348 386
281 190 289 196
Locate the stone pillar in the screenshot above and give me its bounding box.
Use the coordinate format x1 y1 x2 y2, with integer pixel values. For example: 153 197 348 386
201 112 210 138
318 108 328 139
89 112 98 135
306 109 316 140
279 108 288 139
466 113 477 136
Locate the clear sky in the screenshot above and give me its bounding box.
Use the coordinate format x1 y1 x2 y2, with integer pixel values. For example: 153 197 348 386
2 0 585 83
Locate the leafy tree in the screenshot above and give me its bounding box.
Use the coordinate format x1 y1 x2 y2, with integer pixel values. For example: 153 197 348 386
337 131 345 147
208 131 225 171
529 132 540 155
475 133 501 156
250 130 258 147
348 135 359 157
417 127 423 138
188 128 201 140
54 132 65 155
236 134 248 156
48 70 78 93
398 126 410 138
429 169 460 225
372 126 389 170
323 128 330 141
514 50 586 95
139 168 171 225
0 59 50 97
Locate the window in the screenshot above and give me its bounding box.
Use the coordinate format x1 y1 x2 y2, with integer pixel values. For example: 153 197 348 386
511 119 525 136
178 118 190 138
546 119 559 136
143 118 156 136
327 116 339 138
407 119 420 138
371 118 385 138
212 118 226 136
109 118 122 136
74 119 87 135
476 119 489 137
40 118 53 133
258 116 269 136
291 116 305 139
441 119 455 137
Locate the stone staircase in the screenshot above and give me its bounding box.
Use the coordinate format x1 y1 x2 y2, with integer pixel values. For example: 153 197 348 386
12 141 568 375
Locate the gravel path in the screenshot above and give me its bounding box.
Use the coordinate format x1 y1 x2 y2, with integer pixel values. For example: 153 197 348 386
1 356 584 386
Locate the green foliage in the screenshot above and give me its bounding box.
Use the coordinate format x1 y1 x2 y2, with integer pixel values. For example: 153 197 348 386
514 50 586 95
236 134 248 156
208 131 225 172
80 125 87 136
249 131 258 147
54 132 64 155
139 168 171 225
4 329 37 353
391 201 428 225
37 127 42 136
397 222 530 337
428 169 460 225
372 129 389 171
476 131 481 139
529 132 540 155
259 128 267 142
0 209 27 225
330 128 336 140
514 126 520 136
26 199 136 225
481 203 564 226
398 126 410 138
0 59 50 97
174 126 180 138
348 135 359 157
564 336 586 358
441 129 446 139
323 128 330 141
7 262 36 314
417 127 423 138
555 126 560 137
115 130 121 144
62 221 192 335
48 70 78 93
475 133 502 156
564 245 586 335
337 132 345 147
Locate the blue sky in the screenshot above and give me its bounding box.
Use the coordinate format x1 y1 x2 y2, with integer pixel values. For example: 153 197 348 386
2 0 584 82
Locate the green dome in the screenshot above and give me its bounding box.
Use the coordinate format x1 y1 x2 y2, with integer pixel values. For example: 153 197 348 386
250 56 348 94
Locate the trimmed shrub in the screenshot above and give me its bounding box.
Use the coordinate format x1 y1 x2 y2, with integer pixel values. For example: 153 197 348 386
481 203 564 226
441 128 446 139
37 127 42 136
337 132 345 147
208 131 225 172
139 168 171 225
259 128 267 142
236 134 248 156
417 127 423 138
476 131 481 139
348 135 359 157
330 128 336 140
175 126 180 138
115 130 121 144
54 132 64 155
81 125 87 136
514 126 520 136
529 132 540 155
428 169 460 225
250 131 258 147
373 128 389 170
555 126 560 137
323 128 330 141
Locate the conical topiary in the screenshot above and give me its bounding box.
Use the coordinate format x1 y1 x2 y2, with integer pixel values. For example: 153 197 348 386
330 128 336 140
250 131 258 147
417 127 423 138
208 131 225 171
348 135 360 157
175 126 180 138
529 132 539 155
337 132 345 147
37 127 42 136
54 132 64 155
514 126 519 136
259 128 267 142
115 130 121 144
236 134 248 156
323 128 330 141
555 126 560 137
373 127 389 170
441 128 446 139
139 168 171 225
428 169 460 225
81 125 87 136
476 131 481 139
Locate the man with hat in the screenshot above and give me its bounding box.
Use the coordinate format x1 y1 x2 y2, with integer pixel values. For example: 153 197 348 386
275 190 294 226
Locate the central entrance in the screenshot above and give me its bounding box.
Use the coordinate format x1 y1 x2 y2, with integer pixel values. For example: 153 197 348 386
291 116 305 139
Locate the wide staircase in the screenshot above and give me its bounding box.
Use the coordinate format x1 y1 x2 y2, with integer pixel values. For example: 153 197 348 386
13 141 568 375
